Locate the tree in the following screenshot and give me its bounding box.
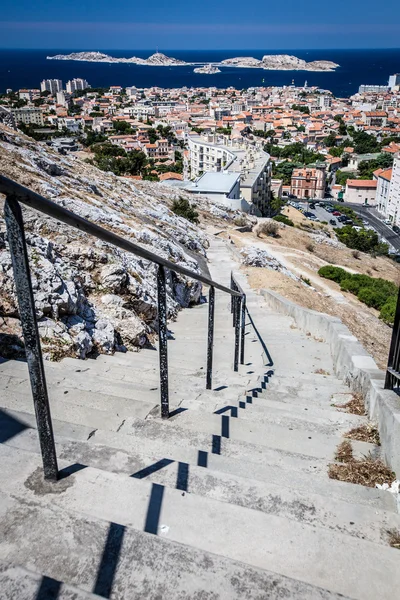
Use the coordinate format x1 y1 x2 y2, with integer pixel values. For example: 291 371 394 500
350 130 381 154
324 133 337 147
269 191 283 215
335 170 357 186
291 104 310 114
171 198 199 223
113 120 134 134
272 161 296 185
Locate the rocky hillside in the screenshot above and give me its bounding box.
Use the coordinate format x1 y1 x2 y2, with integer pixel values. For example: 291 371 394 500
0 124 241 360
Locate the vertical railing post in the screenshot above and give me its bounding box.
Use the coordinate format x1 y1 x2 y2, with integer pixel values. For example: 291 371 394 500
157 265 169 418
230 273 234 316
4 197 58 481
206 286 215 390
385 287 400 389
234 295 240 372
240 294 246 365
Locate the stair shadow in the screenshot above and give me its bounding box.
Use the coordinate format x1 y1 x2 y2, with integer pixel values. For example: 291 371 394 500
93 522 126 598
131 458 174 480
245 310 274 367
34 575 62 600
0 408 29 443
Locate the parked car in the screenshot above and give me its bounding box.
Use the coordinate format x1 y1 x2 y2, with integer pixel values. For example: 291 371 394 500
325 207 334 213
385 219 392 225
338 215 348 222
393 225 400 234
304 211 316 219
332 211 341 216
343 219 353 226
329 219 337 226
309 203 316 209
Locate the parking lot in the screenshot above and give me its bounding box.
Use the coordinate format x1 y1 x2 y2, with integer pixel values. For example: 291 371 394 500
294 201 346 228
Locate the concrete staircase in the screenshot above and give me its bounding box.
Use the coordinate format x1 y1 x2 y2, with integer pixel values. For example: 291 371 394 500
0 236 399 600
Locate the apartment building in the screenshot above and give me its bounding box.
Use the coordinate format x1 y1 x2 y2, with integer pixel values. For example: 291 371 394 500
66 79 90 94
187 134 272 215
290 165 326 199
386 155 400 225
11 107 44 126
374 168 392 214
40 79 63 95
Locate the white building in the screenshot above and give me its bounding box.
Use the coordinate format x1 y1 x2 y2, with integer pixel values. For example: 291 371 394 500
187 134 272 215
56 91 71 108
40 79 63 95
388 74 400 91
11 107 44 126
386 156 400 225
374 167 392 215
66 79 90 94
344 179 377 205
319 95 332 109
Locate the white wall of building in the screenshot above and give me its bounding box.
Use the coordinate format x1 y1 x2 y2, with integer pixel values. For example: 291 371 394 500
386 156 400 225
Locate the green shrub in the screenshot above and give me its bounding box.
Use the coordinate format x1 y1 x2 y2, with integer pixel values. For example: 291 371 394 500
357 286 393 310
380 296 397 325
336 225 389 255
273 214 294 227
318 265 349 283
171 197 199 223
340 274 374 294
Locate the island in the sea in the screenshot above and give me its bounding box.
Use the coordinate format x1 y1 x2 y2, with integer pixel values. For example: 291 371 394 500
47 52 188 67
47 52 339 72
193 64 221 74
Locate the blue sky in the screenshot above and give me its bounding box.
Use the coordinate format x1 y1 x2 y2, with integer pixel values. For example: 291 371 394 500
1 0 400 49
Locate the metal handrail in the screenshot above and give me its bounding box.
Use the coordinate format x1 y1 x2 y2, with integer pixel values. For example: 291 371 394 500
0 175 241 298
0 174 247 481
385 287 400 390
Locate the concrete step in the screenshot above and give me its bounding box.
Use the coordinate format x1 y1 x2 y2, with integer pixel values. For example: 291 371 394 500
2 409 396 516
0 447 398 600
0 560 102 600
144 409 377 461
256 387 350 409
0 491 351 600
0 362 253 407
1 443 398 547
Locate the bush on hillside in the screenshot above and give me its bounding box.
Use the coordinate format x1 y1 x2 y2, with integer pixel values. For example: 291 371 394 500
171 197 199 223
357 286 392 310
273 214 294 227
255 220 280 238
380 296 397 325
335 226 389 255
319 269 398 323
318 265 349 283
340 274 374 295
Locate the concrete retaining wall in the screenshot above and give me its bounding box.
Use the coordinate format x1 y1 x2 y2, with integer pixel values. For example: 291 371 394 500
260 288 400 475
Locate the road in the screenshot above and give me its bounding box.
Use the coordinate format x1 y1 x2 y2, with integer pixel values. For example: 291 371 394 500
342 203 400 252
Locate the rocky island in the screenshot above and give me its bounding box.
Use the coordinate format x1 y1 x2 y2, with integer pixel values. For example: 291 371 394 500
221 54 339 71
47 51 189 66
193 64 221 74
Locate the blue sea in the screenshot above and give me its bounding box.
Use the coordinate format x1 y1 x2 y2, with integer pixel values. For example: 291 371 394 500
0 48 399 97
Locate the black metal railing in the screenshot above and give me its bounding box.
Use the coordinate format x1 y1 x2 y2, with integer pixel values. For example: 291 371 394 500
385 288 400 390
0 174 246 480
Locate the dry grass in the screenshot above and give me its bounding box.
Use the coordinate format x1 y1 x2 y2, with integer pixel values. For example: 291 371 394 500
254 220 280 238
335 440 354 462
334 393 365 416
345 423 380 446
329 442 395 488
314 368 330 375
388 529 400 549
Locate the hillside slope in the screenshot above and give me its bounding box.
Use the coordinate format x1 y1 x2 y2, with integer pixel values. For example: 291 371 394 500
0 125 239 360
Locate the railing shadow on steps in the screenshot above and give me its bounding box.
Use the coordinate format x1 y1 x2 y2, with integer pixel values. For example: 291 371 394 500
0 174 248 482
